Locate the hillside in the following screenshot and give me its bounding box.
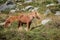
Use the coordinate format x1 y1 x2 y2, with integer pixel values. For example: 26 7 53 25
0 0 60 40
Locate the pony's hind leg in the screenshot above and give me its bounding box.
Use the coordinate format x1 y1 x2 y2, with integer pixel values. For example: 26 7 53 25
4 21 10 28
18 21 23 31
18 21 22 28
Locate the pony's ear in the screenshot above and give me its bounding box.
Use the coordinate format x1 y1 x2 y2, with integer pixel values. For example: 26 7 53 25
35 11 38 14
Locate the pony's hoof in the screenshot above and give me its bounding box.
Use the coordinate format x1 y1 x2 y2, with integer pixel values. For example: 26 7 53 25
25 28 30 31
25 28 28 31
18 27 23 31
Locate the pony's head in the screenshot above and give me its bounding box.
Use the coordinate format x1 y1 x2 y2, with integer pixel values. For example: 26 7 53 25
30 10 40 19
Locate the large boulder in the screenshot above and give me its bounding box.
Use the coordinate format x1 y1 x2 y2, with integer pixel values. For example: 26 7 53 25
0 0 16 11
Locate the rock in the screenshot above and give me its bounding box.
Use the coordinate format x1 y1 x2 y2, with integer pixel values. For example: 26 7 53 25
55 11 60 15
0 4 7 11
25 6 33 10
41 18 52 25
57 0 60 4
24 0 33 3
22 6 39 12
17 3 22 5
0 0 16 11
9 9 16 13
21 6 34 11
15 8 20 11
21 5 39 11
44 9 51 15
33 7 39 11
46 3 55 7
29 7 39 11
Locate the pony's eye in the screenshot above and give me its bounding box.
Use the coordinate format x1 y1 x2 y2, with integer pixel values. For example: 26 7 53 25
34 12 36 13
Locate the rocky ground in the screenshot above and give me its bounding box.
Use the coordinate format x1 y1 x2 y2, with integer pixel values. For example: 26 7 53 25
0 0 60 40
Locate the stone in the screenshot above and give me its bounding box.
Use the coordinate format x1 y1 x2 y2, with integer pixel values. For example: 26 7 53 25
46 3 55 7
9 9 16 13
41 18 52 25
21 6 34 11
24 0 33 3
57 0 60 4
0 0 16 11
44 9 51 15
55 11 60 15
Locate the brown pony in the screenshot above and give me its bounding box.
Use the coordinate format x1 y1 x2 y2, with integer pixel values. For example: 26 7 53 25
4 11 40 31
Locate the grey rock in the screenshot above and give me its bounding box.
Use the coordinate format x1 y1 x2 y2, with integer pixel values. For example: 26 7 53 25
24 0 33 3
9 9 16 13
41 18 52 25
44 9 51 15
46 3 55 7
58 0 60 4
0 0 16 11
21 6 34 11
55 11 60 15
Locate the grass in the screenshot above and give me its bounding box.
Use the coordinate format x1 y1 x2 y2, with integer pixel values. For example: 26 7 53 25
0 0 60 40
0 12 60 40
0 0 7 5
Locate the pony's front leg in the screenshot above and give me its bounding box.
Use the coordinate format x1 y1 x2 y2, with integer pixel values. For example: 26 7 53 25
26 22 31 31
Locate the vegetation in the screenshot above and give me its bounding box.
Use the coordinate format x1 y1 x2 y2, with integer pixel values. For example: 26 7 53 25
0 0 7 5
0 0 60 40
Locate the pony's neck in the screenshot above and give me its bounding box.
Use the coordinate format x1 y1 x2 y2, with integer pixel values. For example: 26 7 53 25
28 11 36 20
29 14 34 20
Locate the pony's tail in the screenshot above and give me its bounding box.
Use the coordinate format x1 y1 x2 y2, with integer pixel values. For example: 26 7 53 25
0 22 5 26
0 21 9 28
